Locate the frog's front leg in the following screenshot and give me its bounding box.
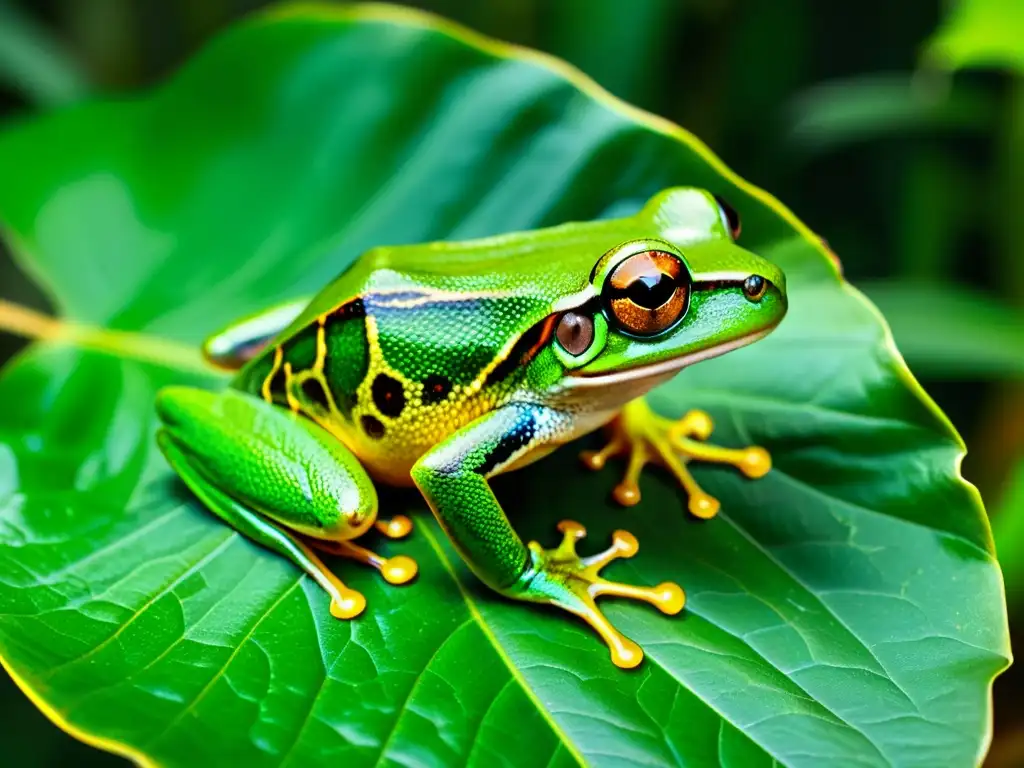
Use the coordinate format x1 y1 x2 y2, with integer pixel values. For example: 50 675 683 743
155 387 416 619
581 398 771 518
411 404 684 669
202 295 310 370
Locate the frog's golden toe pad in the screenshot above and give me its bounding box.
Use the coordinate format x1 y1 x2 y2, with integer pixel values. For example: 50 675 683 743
580 399 771 518
290 538 368 620
381 555 418 585
330 589 367 619
526 520 684 669
375 515 414 539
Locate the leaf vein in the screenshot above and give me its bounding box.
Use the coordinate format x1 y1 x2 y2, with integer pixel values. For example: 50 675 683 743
141 577 302 751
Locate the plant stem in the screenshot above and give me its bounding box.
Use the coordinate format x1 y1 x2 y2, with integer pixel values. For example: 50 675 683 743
0 299 214 375
0 299 62 341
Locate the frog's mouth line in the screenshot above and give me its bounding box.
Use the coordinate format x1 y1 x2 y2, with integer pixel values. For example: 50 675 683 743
566 328 771 387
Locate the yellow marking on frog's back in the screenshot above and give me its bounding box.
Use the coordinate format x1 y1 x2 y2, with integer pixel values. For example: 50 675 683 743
279 313 345 433
282 362 301 412
261 346 283 403
328 315 508 485
277 289 551 485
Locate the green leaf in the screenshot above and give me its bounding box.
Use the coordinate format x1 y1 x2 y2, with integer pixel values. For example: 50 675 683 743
925 0 1024 73
0 5 1009 767
860 281 1024 378
0 1 89 107
783 74 995 155
994 460 1024 606
544 0 682 109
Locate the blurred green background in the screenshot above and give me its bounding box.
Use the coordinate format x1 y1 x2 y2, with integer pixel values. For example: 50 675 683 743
0 0 1021 765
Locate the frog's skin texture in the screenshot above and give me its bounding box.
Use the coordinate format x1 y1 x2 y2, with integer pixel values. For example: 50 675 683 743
156 187 788 668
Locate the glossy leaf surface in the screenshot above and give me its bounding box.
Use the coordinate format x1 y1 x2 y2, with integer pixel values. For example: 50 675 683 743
0 6 1009 767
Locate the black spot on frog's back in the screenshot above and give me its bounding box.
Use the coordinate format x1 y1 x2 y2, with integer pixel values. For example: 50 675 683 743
300 378 330 409
361 414 385 439
372 374 406 417
421 374 451 404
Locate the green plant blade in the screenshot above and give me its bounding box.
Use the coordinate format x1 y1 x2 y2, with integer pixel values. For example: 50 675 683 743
0 0 89 107
0 5 1009 767
783 73 995 155
925 0 1024 73
860 281 1024 379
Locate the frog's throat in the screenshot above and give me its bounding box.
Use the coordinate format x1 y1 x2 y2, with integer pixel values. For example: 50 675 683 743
566 328 771 388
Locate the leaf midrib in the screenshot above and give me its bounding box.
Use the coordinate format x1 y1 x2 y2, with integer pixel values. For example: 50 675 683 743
143 579 304 753
0 301 214 376
417 524 588 768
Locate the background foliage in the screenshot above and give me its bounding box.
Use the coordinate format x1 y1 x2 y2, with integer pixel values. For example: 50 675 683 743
0 0 1020 765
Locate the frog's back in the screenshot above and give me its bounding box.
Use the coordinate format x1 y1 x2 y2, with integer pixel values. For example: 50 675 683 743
231 233 598 484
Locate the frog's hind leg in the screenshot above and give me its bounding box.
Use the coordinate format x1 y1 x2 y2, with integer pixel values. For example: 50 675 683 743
158 432 367 618
156 387 418 619
581 398 771 518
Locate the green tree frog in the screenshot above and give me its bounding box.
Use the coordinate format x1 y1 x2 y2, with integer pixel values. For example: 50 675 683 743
156 187 787 668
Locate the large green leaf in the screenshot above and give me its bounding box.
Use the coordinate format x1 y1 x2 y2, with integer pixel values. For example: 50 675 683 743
924 0 1024 73
0 5 1009 767
860 281 1024 379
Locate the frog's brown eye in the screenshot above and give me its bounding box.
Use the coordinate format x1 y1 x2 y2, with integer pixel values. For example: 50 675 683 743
605 250 689 336
714 195 741 240
555 311 594 356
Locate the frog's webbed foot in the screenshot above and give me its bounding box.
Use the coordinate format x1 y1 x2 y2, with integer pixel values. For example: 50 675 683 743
580 398 770 519
309 515 419 587
518 520 684 669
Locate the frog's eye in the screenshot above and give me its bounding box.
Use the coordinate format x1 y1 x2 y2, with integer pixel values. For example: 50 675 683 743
605 250 690 336
555 311 594 356
714 194 741 240
742 274 767 301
